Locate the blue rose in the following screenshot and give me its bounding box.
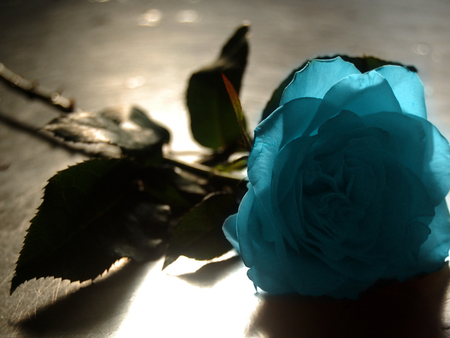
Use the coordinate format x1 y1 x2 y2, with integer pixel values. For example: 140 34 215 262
223 57 450 299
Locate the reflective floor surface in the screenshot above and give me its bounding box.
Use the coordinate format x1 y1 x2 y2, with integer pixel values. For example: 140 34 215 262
1 0 450 337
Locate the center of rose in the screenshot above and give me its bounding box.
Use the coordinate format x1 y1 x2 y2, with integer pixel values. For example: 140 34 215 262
302 161 366 240
319 193 365 227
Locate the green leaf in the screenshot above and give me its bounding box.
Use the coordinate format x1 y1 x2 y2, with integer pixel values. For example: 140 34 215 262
10 158 171 294
44 105 170 159
187 24 249 150
261 55 417 121
222 73 252 151
163 193 238 269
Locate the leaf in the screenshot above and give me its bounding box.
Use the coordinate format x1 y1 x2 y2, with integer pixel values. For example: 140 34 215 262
222 73 252 151
10 158 172 294
44 105 170 159
221 73 245 127
336 55 417 74
139 166 206 209
261 55 417 121
163 193 238 269
187 24 249 150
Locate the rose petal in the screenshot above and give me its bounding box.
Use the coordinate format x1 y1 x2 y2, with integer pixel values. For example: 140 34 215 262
272 136 318 245
222 214 240 254
304 71 402 136
418 118 450 203
247 98 323 248
246 239 296 294
375 66 427 119
275 237 351 297
363 112 450 205
225 186 284 264
224 187 295 294
280 57 361 105
415 201 450 274
223 187 257 267
363 159 434 260
250 97 322 183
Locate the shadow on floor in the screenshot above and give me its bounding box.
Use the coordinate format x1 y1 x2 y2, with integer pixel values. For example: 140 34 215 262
16 260 157 337
176 255 242 287
248 265 450 338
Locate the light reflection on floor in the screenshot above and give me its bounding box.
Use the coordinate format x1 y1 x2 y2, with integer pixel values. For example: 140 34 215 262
114 255 260 338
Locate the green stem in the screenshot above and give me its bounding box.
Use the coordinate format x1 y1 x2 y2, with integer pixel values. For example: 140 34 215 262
163 156 245 187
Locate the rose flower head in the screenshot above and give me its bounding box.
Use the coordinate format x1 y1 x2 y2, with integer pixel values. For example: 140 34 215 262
223 56 450 299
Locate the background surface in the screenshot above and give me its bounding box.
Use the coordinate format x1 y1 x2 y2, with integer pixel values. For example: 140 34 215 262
1 0 450 337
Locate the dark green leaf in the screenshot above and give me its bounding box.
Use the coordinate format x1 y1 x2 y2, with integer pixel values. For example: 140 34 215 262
140 166 205 209
44 105 169 159
261 55 417 121
10 159 171 294
163 193 238 269
187 24 249 150
335 55 417 74
260 66 301 122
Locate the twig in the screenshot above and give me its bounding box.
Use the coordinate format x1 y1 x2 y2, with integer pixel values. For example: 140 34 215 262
0 62 74 112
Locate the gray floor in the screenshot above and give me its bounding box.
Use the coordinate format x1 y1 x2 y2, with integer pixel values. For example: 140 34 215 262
1 0 450 337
